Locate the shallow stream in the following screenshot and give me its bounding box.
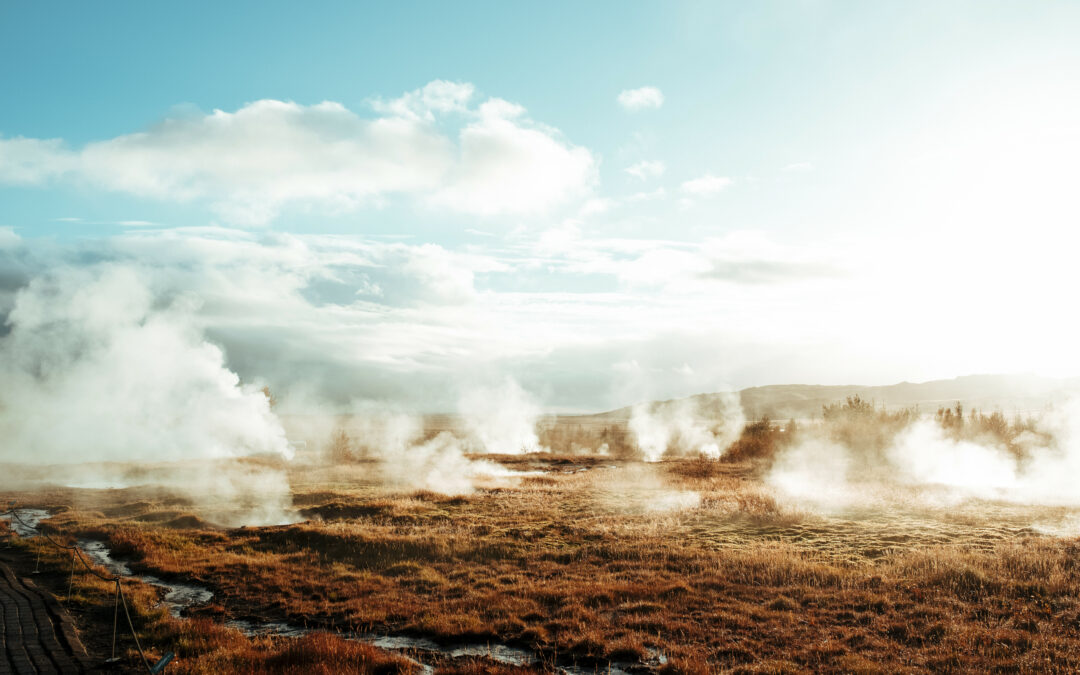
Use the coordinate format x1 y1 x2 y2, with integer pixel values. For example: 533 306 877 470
4 508 665 674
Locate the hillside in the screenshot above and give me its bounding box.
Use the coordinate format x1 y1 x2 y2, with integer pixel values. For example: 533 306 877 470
585 374 1080 421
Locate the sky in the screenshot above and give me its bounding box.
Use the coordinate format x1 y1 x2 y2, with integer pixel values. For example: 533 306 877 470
1 1 1079 412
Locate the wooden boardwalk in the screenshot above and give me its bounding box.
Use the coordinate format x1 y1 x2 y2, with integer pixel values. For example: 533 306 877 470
0 562 90 674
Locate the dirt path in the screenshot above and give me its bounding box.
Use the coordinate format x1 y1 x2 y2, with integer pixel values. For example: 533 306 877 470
0 562 91 674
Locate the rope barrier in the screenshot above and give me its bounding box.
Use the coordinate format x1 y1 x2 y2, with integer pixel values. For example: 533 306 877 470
3 505 172 673
118 581 154 672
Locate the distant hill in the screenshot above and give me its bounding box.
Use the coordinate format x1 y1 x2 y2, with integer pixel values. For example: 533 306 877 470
583 374 1080 422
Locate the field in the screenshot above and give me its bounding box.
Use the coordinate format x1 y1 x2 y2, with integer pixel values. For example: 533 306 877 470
4 404 1080 674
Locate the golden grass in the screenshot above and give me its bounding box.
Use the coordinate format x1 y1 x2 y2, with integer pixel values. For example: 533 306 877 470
6 447 1080 673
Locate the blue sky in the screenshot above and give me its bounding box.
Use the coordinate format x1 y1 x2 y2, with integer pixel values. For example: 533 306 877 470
2 2 1079 411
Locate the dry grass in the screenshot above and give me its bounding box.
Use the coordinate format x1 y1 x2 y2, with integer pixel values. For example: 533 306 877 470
4 410 1080 673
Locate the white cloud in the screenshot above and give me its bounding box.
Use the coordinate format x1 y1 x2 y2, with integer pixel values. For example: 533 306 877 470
783 161 815 172
617 86 665 111
477 97 527 120
0 227 19 250
0 136 73 184
522 225 836 293
7 219 1063 412
627 187 667 202
680 173 732 195
535 220 583 256
579 198 613 216
428 104 595 216
76 99 452 225
0 84 596 224
624 159 666 180
371 79 476 120
618 248 712 287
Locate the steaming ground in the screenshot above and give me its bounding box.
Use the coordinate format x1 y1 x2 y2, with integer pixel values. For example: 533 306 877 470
9 265 1080 669
768 399 1080 513
11 450 1080 672
3 265 1078 526
0 263 554 520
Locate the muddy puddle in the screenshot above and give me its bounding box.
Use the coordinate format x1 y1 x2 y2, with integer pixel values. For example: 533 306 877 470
7 508 665 674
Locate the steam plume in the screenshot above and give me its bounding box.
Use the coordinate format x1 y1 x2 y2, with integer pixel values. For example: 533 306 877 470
768 398 1080 510
629 392 745 461
0 264 294 524
459 378 544 454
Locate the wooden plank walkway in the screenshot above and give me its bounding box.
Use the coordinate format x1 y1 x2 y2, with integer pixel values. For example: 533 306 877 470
0 562 90 674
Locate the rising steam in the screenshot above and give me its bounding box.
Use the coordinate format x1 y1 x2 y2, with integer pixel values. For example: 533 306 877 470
0 264 295 524
768 398 1080 510
459 378 544 454
320 410 518 494
629 392 745 461
296 379 548 495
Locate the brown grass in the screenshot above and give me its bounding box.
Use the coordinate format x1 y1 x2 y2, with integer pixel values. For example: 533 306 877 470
5 417 1080 673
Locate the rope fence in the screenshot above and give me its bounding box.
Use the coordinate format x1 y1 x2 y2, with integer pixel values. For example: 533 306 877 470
3 504 175 674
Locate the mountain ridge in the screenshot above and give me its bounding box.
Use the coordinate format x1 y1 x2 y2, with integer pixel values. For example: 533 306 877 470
581 373 1080 421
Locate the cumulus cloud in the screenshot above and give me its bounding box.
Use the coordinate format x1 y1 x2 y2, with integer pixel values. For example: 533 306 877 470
428 99 596 215
371 79 476 120
680 173 732 195
617 86 665 111
0 223 847 413
624 159 666 180
0 136 73 184
0 227 19 250
0 82 596 224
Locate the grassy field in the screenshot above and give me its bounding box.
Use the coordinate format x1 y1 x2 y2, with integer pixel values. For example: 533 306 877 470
4 404 1080 673
5 461 1080 672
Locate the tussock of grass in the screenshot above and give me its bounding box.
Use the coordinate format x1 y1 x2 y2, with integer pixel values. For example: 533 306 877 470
8 441 1080 673
189 631 417 674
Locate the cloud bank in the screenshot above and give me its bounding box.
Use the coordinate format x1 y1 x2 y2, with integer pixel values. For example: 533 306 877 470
0 225 846 411
0 81 596 224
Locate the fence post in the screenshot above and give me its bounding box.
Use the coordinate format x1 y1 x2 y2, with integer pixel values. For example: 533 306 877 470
106 580 122 664
9 504 170 674
66 549 76 601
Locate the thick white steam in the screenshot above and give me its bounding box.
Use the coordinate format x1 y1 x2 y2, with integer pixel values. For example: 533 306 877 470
887 421 1020 493
459 378 544 454
0 264 297 525
767 436 854 506
769 398 1080 509
629 393 745 461
315 408 533 494
0 264 290 463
